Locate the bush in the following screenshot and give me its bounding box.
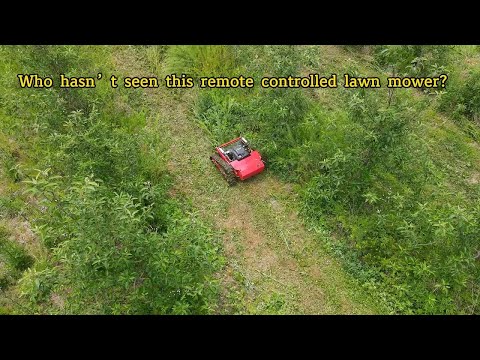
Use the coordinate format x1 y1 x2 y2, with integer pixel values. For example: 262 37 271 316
23 175 222 314
374 45 452 78
0 46 224 314
440 68 480 123
17 105 224 314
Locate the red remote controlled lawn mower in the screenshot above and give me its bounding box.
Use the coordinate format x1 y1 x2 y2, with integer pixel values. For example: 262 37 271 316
210 137 265 185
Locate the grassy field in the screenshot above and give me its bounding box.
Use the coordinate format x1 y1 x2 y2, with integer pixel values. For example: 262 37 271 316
1 45 479 314
111 46 384 314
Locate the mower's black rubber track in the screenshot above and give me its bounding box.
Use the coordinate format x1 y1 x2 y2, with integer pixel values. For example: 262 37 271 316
210 153 236 186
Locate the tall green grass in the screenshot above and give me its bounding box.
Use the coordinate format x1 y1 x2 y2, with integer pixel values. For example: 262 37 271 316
0 45 224 314
174 45 480 314
165 45 237 78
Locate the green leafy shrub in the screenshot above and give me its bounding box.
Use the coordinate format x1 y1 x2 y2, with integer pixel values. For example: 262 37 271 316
15 103 224 313
440 68 480 123
374 45 452 78
0 45 224 314
23 174 222 314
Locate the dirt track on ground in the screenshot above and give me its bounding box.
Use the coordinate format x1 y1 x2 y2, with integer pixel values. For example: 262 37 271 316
113 46 381 314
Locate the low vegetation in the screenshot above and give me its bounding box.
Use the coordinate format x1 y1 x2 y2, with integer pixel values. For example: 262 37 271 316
1 45 479 314
167 45 480 314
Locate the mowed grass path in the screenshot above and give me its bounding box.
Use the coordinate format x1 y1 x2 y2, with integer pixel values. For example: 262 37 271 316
113 46 386 314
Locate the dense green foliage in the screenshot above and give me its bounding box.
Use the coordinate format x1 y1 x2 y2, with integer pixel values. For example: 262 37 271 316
1 45 479 315
374 45 452 78
167 45 480 314
440 68 480 124
0 46 223 314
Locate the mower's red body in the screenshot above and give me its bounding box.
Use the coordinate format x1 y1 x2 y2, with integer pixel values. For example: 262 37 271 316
210 137 265 184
